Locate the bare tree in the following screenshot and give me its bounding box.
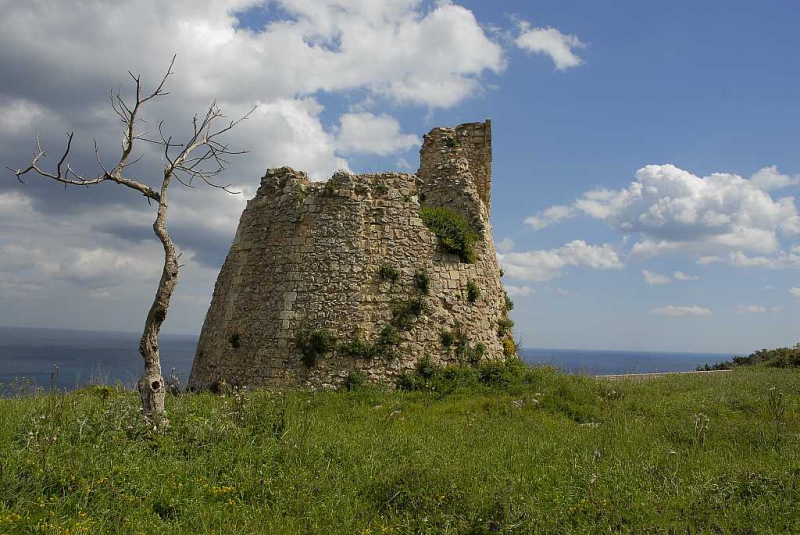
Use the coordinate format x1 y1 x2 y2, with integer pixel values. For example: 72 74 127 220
8 56 253 426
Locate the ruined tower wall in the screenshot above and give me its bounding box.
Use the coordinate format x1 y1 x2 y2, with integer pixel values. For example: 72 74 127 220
189 120 511 390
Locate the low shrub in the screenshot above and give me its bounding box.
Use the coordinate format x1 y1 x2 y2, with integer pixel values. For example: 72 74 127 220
343 370 367 391
378 264 400 283
295 328 338 367
698 343 800 370
497 317 514 338
444 135 460 148
501 336 517 358
338 332 376 359
324 180 337 196
466 280 481 303
415 355 438 379
462 342 487 365
228 332 241 349
440 330 455 348
413 270 431 295
503 292 514 312
420 206 479 263
472 342 487 362
339 325 401 360
396 358 549 396
377 324 401 349
391 298 427 330
477 360 512 388
451 326 471 362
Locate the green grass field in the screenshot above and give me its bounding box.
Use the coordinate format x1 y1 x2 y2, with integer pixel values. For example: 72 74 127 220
1 363 798 534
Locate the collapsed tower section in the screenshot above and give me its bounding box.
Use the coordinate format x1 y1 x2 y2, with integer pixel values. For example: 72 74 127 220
189 120 515 389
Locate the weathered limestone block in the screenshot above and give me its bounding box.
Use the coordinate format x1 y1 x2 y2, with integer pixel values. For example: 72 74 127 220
189 120 513 390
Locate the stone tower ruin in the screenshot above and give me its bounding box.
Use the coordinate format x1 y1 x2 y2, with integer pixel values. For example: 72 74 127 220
188 120 515 390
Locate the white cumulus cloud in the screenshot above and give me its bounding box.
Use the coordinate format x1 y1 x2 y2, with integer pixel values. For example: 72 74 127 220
791 287 800 298
750 165 800 191
737 304 784 314
0 190 34 220
0 98 46 137
527 164 800 264
729 249 800 270
515 21 586 71
499 240 623 282
336 113 420 156
251 98 348 178
673 271 699 281
496 238 515 253
651 305 712 317
697 256 724 265
524 205 575 230
545 286 579 297
505 285 535 297
642 270 671 285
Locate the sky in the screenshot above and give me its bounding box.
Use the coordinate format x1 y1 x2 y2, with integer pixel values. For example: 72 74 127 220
0 0 798 354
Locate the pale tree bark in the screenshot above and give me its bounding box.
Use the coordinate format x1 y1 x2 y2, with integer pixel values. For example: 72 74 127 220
9 56 253 426
137 174 178 423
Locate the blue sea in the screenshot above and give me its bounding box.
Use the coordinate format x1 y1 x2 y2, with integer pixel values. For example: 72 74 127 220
0 326 197 393
521 347 735 376
0 326 738 392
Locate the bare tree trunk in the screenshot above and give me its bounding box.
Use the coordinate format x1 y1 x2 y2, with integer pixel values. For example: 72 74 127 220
8 56 253 423
137 175 177 426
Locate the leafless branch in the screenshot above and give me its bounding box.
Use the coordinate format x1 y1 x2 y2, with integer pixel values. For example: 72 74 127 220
161 103 255 195
8 58 180 201
8 55 253 202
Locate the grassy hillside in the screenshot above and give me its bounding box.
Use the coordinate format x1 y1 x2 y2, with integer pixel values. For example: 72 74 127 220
1 363 799 534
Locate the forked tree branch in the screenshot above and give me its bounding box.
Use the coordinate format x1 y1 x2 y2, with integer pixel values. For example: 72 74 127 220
160 102 255 194
7 54 254 201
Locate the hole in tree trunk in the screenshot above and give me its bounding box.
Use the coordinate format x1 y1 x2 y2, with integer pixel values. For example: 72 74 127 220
151 381 161 391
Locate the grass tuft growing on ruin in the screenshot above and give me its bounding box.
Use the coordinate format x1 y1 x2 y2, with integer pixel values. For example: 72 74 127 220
338 326 400 360
497 317 514 338
377 264 401 283
390 297 427 330
413 270 430 295
466 279 480 303
295 328 337 367
503 291 514 312
420 206 479 263
2 365 800 534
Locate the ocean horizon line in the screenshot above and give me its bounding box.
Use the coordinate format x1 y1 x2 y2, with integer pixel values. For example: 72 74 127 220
0 325 747 357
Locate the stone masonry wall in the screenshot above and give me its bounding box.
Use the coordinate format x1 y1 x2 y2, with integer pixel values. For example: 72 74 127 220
188 120 513 390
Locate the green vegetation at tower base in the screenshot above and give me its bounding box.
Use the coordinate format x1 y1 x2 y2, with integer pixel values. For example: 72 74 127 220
2 365 800 534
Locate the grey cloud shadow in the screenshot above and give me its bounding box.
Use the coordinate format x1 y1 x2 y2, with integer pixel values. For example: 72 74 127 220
95 221 234 271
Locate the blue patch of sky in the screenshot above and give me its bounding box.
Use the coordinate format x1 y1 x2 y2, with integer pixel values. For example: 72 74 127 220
232 3 282 33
